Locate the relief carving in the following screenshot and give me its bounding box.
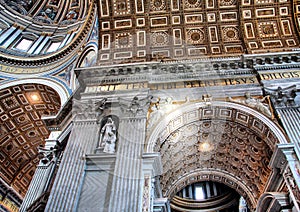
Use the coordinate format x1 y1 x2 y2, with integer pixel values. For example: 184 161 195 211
229 92 273 118
147 97 174 130
284 167 300 208
72 98 107 120
265 85 298 108
119 95 152 116
38 142 61 165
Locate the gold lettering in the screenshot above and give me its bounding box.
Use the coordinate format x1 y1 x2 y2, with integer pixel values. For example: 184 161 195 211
260 71 300 80
291 72 300 78
139 82 145 88
261 74 270 80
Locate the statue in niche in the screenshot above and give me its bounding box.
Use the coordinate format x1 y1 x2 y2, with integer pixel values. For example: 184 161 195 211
99 117 117 153
229 92 273 118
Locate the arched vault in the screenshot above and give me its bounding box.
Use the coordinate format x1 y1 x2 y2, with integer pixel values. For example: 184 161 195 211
146 101 289 210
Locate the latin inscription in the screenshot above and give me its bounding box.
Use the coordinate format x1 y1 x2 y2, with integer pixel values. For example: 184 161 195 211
260 71 300 80
85 77 258 93
0 64 47 74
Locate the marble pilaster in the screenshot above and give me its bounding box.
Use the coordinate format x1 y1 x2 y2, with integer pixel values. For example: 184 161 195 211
19 136 60 212
107 95 151 212
44 98 100 211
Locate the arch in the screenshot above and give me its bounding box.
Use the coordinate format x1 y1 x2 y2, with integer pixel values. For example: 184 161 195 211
146 101 289 210
166 169 257 210
0 78 69 106
76 44 98 68
256 192 290 212
0 83 61 196
146 101 288 152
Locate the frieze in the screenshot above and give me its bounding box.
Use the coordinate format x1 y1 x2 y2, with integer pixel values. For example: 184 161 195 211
76 58 251 80
84 76 258 93
260 70 300 80
243 52 300 69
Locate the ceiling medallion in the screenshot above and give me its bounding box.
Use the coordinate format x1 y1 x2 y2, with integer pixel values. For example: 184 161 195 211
151 0 166 11
116 33 132 48
187 29 205 44
184 0 202 9
151 32 169 46
223 27 238 41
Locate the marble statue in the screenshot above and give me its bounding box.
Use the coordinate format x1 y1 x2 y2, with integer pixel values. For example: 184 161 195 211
229 92 272 118
100 117 117 153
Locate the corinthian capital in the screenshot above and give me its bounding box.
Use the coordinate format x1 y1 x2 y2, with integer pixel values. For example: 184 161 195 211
72 98 107 120
264 85 298 108
118 95 153 117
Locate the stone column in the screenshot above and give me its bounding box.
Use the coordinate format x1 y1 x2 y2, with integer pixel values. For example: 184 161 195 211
19 132 61 212
107 95 152 212
45 99 100 211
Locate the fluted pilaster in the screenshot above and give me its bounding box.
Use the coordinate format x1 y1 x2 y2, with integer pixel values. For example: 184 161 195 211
45 121 98 211
108 118 146 212
265 85 300 150
277 108 300 149
19 162 56 211
19 139 59 212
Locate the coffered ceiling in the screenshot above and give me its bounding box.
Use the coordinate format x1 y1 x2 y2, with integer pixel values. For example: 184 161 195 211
0 84 60 196
151 105 283 210
98 0 300 64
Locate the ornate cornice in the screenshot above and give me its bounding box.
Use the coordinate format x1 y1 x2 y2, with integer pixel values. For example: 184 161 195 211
0 0 96 68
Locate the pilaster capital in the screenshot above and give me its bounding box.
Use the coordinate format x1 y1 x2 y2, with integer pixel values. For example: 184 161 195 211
264 85 298 108
118 95 152 118
72 98 107 121
38 141 61 166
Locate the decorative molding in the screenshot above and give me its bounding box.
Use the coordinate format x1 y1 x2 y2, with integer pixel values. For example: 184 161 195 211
265 85 298 108
118 95 152 117
228 92 273 118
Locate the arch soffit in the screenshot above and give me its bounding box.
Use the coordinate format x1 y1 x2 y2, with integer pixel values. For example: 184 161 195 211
147 101 288 210
256 192 290 212
146 101 288 152
166 169 257 210
76 43 98 68
0 78 69 106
